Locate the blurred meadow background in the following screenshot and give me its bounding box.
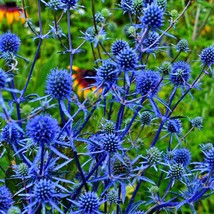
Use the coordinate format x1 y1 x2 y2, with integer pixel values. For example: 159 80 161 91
0 0 214 213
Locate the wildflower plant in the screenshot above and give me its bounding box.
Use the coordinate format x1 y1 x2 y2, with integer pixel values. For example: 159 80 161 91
0 0 214 213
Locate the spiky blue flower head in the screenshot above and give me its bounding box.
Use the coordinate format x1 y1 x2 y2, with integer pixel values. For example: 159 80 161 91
26 115 58 144
106 190 118 204
79 192 100 213
204 148 214 167
96 60 118 87
200 46 214 66
111 39 129 56
173 148 191 167
16 163 29 177
170 61 191 86
169 163 184 179
136 70 161 97
167 119 182 134
0 32 20 54
116 47 138 71
120 0 133 13
176 39 189 52
141 4 164 30
34 179 56 202
200 143 213 153
158 61 172 75
60 0 78 7
191 116 203 130
0 186 14 212
0 68 7 90
146 147 162 165
2 124 19 145
101 133 121 153
139 111 153 126
46 68 72 100
143 31 160 52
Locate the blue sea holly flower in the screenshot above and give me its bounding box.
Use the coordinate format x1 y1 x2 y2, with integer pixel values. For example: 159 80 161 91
111 39 129 56
0 186 14 212
21 179 68 214
140 147 163 171
116 47 138 71
200 46 214 66
0 32 20 54
167 119 182 134
143 31 160 53
168 163 185 180
136 70 161 97
173 148 191 167
141 4 164 30
26 115 58 145
176 39 189 52
34 179 56 202
101 133 121 153
120 0 134 13
46 68 72 100
170 61 191 86
2 123 20 146
72 192 102 213
191 116 203 130
95 60 118 92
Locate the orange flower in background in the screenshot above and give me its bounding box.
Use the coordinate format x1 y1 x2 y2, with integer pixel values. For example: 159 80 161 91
0 1 26 24
71 65 98 98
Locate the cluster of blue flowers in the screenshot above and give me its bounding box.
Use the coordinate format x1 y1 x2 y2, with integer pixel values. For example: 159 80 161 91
0 0 214 213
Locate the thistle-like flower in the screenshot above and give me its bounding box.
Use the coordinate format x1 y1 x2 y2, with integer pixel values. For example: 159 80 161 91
26 115 58 145
173 148 191 167
143 31 160 52
120 0 134 13
2 124 20 145
141 4 164 29
170 61 191 86
136 70 161 97
168 163 184 180
139 111 153 126
74 192 101 213
158 61 172 75
111 39 129 56
116 47 138 71
176 39 189 52
200 46 214 66
167 119 182 134
191 116 203 130
95 60 118 90
0 186 14 212
0 32 20 54
46 68 72 100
